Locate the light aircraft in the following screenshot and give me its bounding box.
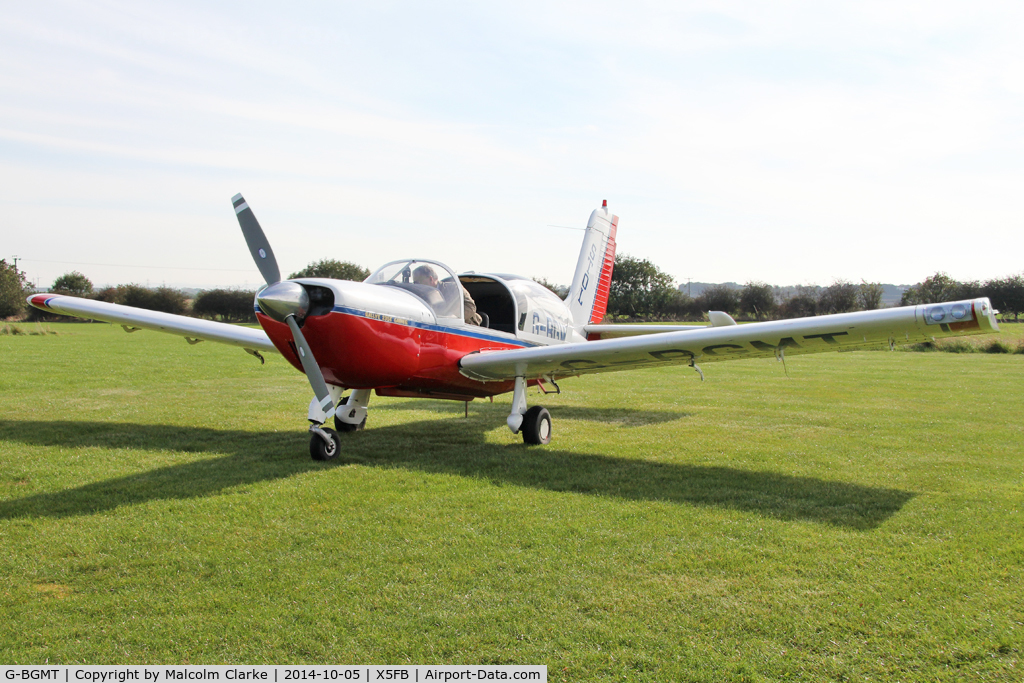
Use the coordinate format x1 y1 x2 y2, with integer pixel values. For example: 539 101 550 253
29 195 1000 459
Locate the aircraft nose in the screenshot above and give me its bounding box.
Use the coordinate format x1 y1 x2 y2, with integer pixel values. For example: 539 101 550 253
257 281 309 322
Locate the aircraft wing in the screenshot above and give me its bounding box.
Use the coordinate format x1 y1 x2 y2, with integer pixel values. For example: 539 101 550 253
459 298 999 381
27 294 277 354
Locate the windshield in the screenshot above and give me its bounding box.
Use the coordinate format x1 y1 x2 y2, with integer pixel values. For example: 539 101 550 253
366 259 463 321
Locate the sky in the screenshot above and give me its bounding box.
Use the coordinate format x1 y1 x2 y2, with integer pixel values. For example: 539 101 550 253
2 1 1022 291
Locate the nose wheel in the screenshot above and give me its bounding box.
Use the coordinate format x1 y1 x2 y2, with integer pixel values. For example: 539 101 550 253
309 427 341 460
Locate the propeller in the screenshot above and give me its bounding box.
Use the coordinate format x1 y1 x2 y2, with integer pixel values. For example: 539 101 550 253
232 193 281 286
233 193 336 424
286 315 336 420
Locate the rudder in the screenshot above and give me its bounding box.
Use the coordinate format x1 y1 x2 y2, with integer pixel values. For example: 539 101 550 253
565 200 618 333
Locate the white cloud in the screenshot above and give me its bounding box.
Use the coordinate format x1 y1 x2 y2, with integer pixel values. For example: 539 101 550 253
2 1 1022 291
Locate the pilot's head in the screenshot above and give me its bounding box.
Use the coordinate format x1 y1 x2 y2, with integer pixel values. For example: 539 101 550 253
412 265 438 287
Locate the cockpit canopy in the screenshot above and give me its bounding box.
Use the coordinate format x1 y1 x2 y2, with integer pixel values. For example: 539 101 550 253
366 259 463 321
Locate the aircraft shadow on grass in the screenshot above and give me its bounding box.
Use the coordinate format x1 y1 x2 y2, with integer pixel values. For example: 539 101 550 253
374 399 689 428
0 414 913 530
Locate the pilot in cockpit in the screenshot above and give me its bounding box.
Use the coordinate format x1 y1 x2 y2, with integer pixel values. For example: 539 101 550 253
412 265 438 288
413 264 483 326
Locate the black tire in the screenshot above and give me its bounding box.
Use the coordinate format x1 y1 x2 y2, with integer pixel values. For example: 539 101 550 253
334 396 366 432
309 427 341 461
335 415 366 432
521 406 552 445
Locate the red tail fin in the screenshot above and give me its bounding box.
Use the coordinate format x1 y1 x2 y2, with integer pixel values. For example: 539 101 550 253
566 203 618 332
589 216 617 324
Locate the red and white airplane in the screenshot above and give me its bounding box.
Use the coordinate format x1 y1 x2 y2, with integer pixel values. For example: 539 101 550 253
29 195 1000 459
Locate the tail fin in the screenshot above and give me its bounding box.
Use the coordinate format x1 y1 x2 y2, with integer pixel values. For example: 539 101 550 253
566 200 618 332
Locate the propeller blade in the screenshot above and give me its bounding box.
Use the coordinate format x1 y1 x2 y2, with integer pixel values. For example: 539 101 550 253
232 193 281 285
285 315 335 420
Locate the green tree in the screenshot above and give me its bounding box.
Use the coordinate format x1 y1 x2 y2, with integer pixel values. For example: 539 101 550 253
901 272 959 305
663 289 699 320
94 284 189 315
533 277 568 299
52 271 93 296
858 281 884 310
739 281 776 321
984 275 1024 322
954 279 983 300
817 279 859 314
289 259 369 281
192 289 257 323
607 254 676 319
0 259 31 319
778 286 819 319
695 284 739 316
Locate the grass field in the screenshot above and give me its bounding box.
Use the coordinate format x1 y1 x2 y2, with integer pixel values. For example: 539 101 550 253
1 322 1022 680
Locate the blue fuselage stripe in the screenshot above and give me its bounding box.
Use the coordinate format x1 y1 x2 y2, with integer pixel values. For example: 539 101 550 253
256 304 541 348
331 305 540 347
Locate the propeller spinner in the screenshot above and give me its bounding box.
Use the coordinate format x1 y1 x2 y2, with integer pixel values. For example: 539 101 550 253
233 193 339 458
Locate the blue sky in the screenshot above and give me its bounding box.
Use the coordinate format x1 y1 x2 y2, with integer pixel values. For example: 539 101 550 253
3 1 1022 289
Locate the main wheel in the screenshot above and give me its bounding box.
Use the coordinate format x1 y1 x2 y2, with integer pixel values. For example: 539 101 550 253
335 397 366 432
335 415 366 432
521 406 552 445
309 427 341 461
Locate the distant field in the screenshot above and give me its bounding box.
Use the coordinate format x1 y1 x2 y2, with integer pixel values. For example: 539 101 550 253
1 322 1022 681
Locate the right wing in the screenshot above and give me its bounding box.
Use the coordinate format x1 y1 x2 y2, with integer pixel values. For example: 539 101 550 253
27 294 277 354
459 298 999 382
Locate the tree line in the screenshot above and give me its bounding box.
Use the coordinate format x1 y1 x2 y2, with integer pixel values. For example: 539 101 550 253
4 259 370 323
4 255 1021 324
600 254 1024 322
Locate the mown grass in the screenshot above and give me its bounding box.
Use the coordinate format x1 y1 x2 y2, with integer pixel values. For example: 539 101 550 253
1 323 1022 680
899 324 1024 354
1 322 58 336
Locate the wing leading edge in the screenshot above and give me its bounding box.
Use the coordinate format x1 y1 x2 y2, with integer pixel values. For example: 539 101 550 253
459 298 999 381
27 294 277 353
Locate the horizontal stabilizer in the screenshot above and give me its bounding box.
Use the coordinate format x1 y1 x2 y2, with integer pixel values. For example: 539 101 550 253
584 311 735 340
583 323 707 340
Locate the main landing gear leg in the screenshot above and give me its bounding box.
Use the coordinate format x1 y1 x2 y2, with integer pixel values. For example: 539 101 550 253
335 388 371 432
506 376 552 446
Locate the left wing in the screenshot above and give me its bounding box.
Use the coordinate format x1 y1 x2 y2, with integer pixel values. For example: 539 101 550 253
27 294 277 354
460 298 999 381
